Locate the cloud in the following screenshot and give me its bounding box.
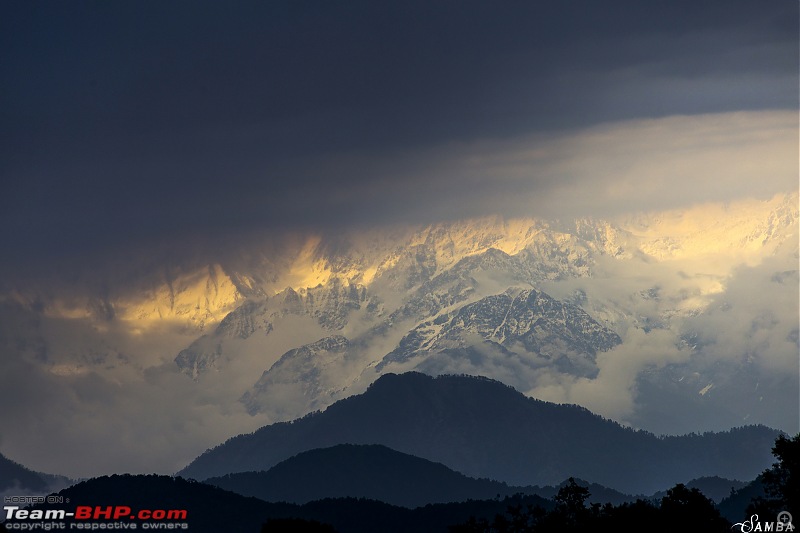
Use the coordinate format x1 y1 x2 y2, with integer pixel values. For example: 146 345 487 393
1 189 796 476
0 359 271 479
1 1 796 269
286 110 796 227
526 208 799 433
6 108 795 283
0 0 797 476
530 329 690 422
681 250 800 376
0 307 273 478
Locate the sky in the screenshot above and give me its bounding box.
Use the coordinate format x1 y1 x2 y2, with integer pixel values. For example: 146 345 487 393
0 1 798 479
1 0 797 276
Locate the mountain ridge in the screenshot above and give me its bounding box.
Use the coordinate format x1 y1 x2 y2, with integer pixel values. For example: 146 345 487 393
0 452 72 496
1 193 796 477
205 443 640 508
179 372 781 494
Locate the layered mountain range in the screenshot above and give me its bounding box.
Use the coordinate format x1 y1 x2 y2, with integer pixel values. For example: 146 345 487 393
0 373 779 532
0 453 72 497
181 373 780 495
0 192 797 477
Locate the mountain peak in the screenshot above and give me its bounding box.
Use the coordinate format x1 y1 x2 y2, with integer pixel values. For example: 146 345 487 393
180 372 779 494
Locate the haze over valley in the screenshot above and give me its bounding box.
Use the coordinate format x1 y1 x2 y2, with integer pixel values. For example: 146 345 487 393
0 4 797 530
0 192 796 478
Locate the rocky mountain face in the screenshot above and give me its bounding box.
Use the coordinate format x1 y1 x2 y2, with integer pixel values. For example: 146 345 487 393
202 194 797 429
1 193 797 476
175 279 375 379
237 283 622 418
378 288 621 374
165 211 645 420
240 335 354 417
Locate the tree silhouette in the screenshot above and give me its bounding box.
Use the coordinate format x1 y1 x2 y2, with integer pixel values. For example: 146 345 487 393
448 479 733 532
748 433 800 517
261 517 338 532
548 478 592 530
660 484 729 531
554 478 590 513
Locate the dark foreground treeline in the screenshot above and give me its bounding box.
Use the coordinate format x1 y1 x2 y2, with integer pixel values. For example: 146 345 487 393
447 480 730 533
258 481 729 533
2 434 796 533
442 434 797 533
260 433 798 532
258 434 797 533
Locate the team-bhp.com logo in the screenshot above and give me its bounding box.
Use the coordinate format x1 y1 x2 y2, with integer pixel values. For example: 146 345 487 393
4 504 189 529
732 512 795 532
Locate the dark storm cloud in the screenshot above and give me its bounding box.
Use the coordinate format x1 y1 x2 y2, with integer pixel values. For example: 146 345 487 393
1 0 796 272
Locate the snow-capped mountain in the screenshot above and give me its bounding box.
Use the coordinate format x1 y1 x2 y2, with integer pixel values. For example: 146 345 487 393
238 285 623 418
186 194 799 429
175 279 376 379
378 287 622 373
0 192 796 477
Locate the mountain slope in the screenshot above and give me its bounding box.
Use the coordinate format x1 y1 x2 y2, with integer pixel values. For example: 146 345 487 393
7 474 294 533
241 284 622 416
0 453 71 496
206 444 518 508
1 193 795 478
180 373 780 494
378 287 621 375
9 474 555 533
207 444 640 508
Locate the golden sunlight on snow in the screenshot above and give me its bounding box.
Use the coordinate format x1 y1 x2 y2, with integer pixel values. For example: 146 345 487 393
619 192 798 263
115 264 242 329
285 235 334 290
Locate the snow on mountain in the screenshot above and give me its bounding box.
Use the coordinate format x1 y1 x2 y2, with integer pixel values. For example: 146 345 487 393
0 263 244 376
174 278 378 379
378 287 621 374
238 282 623 420
117 264 243 327
12 192 794 391
213 192 799 431
0 192 796 476
240 335 355 417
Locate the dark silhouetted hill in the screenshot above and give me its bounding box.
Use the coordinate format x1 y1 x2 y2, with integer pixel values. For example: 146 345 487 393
6 474 290 532
649 476 747 504
5 474 554 533
717 477 766 523
207 443 516 507
207 444 637 508
179 372 780 494
535 478 637 507
0 453 71 495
